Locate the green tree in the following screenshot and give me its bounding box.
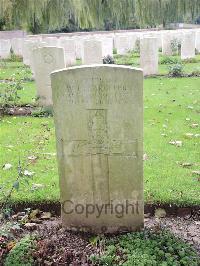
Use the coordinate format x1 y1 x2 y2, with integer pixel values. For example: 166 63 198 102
0 0 199 33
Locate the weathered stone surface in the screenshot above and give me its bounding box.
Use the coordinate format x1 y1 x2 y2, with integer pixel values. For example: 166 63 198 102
58 38 76 66
11 38 24 56
74 36 84 59
0 39 11 59
33 46 65 106
0 30 26 39
181 32 196 59
23 40 47 78
42 36 58 46
82 40 103 64
162 32 173 55
195 31 200 53
23 40 40 66
51 65 144 233
101 37 113 57
115 35 129 55
128 34 139 51
140 37 158 76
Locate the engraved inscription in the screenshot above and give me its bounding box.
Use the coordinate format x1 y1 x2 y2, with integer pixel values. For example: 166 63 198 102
66 140 88 156
88 109 108 154
66 139 138 157
65 109 138 157
91 80 108 105
110 139 123 154
63 81 134 105
43 53 55 64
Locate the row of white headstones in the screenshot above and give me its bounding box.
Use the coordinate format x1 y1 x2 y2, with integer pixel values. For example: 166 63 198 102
1 29 200 59
0 29 199 106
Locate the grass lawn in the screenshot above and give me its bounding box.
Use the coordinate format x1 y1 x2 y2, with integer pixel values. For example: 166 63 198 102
0 116 59 203
0 74 199 205
0 61 32 80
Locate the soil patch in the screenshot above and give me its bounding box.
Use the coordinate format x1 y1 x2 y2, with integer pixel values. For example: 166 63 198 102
7 201 200 218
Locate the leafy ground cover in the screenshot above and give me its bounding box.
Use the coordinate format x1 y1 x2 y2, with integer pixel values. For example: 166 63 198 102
0 76 199 206
0 81 36 107
91 230 199 265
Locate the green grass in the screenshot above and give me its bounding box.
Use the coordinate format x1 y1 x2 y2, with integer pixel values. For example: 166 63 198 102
0 76 199 205
0 61 32 80
0 116 59 203
144 77 200 205
0 60 24 68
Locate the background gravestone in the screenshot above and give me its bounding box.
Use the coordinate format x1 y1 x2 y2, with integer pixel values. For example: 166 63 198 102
33 46 65 106
101 37 113 57
195 31 200 53
82 40 103 64
162 32 173 56
140 37 158 76
23 40 45 66
0 39 11 59
42 36 58 46
181 32 196 59
51 65 144 233
115 35 129 55
11 38 24 56
58 38 76 66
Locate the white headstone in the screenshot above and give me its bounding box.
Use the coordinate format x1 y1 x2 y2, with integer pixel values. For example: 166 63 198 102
23 40 47 79
83 40 103 65
51 64 144 233
101 37 113 57
74 36 84 59
162 32 173 55
153 32 162 50
181 32 196 59
0 39 11 59
58 38 76 66
128 34 138 51
115 35 129 55
23 40 40 66
140 37 158 76
11 38 24 56
32 46 65 106
195 31 200 53
42 37 58 46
